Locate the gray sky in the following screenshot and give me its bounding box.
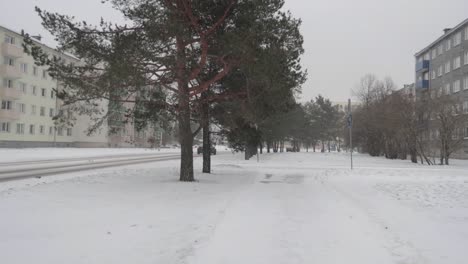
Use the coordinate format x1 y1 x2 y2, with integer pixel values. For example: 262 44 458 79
1 0 467 102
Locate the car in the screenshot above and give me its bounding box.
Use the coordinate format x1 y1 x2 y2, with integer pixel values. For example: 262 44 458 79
197 145 217 155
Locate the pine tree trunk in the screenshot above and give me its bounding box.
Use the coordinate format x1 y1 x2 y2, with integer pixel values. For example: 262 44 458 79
267 141 271 153
176 37 194 182
201 92 211 174
179 106 194 181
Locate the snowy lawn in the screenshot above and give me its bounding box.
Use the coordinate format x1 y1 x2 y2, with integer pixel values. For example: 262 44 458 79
0 152 467 264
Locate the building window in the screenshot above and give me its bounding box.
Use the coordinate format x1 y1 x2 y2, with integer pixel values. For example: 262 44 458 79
40 106 45 116
49 108 54 117
57 127 63 136
41 88 46 97
67 128 72 136
464 51 468 65
454 32 462 46
465 26 468 41
464 101 468 114
446 39 451 51
33 66 38 76
3 79 14 88
431 70 436 80
32 86 37 95
438 45 443 56
423 71 429 81
453 80 461 93
3 56 15 66
31 105 37 115
452 129 459 140
423 53 430 60
431 49 437 59
17 103 26 113
39 125 45 134
5 35 15 45
445 61 451 74
50 90 54 99
20 63 28 73
1 100 13 110
0 122 10 133
438 65 443 77
445 83 451 94
20 82 27 93
16 123 25 134
464 76 468 90
49 126 54 135
453 57 461 69
42 70 47 79
29 124 35 135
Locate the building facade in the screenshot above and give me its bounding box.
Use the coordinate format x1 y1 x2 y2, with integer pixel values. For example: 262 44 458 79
414 18 468 158
0 25 154 148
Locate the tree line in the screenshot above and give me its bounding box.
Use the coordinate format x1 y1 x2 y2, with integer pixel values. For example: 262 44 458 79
222 94 346 159
350 74 468 165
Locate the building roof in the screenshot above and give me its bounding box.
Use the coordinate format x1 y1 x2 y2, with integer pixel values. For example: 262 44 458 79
414 18 468 57
0 24 79 61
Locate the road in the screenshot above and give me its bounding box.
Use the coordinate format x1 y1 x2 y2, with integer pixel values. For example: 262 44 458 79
0 152 213 182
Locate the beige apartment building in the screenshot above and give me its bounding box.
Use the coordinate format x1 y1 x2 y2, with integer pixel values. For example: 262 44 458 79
0 25 154 148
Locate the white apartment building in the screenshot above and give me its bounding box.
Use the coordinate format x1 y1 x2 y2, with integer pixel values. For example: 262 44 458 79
0 25 153 148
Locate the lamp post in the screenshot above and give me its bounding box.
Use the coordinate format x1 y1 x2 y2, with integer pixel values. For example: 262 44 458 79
347 99 353 170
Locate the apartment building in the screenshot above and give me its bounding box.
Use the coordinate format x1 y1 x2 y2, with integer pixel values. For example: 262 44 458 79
414 18 468 158
0 25 154 148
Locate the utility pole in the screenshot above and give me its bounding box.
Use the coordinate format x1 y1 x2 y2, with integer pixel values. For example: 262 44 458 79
348 99 353 170
255 124 260 163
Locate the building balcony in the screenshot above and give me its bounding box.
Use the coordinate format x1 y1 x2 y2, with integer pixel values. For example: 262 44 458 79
1 43 23 58
416 80 429 89
415 60 430 73
0 87 22 100
0 65 21 79
0 109 20 121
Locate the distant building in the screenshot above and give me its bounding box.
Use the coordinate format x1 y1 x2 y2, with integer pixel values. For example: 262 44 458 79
398 83 416 100
414 18 468 158
0 25 154 148
332 101 358 113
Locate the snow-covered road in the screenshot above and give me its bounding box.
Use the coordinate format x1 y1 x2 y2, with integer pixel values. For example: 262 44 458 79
1 151 467 264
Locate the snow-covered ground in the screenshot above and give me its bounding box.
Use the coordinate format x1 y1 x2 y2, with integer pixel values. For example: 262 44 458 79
0 151 467 264
0 147 180 163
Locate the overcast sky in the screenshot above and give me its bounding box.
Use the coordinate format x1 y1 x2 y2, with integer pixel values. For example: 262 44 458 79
1 0 467 102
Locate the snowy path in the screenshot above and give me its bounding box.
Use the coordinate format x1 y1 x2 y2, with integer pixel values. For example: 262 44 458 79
189 169 396 264
1 152 467 263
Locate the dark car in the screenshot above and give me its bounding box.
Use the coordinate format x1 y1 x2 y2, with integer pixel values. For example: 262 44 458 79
197 146 217 155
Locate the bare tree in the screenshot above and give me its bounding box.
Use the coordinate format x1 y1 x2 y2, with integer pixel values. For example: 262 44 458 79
430 95 468 165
